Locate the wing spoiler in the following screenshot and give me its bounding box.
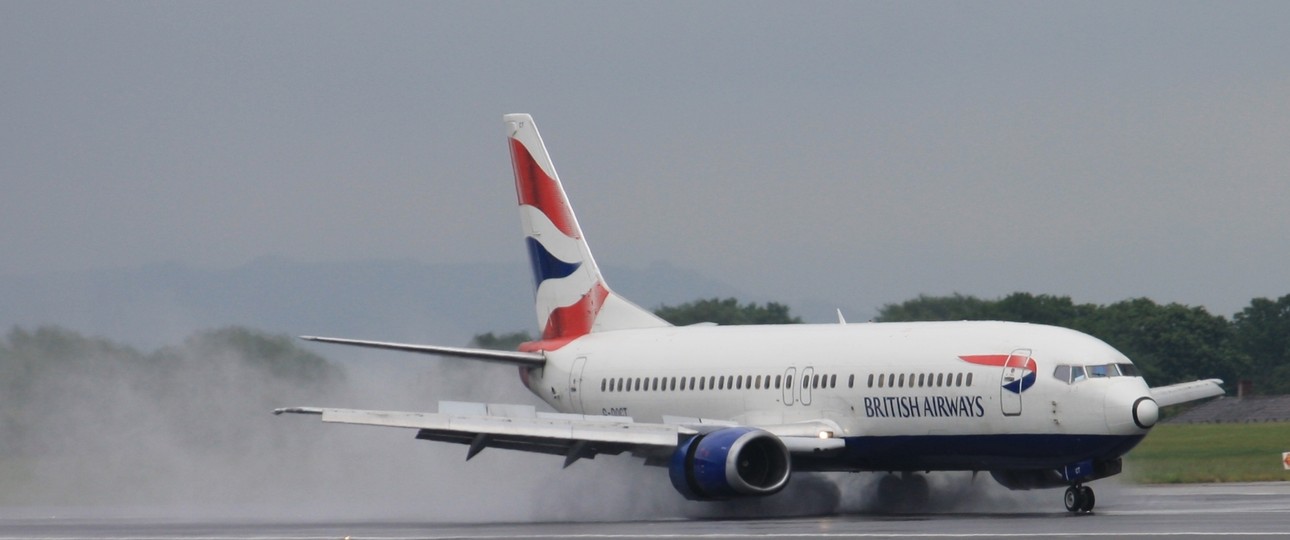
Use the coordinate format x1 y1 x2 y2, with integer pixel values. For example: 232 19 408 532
300 336 546 368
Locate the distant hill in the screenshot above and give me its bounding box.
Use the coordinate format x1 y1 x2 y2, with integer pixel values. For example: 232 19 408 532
0 258 744 348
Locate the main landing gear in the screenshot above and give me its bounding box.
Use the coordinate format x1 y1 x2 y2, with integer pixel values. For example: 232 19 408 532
876 473 930 512
1064 484 1095 513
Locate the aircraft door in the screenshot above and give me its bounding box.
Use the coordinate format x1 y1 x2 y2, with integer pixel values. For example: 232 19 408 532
782 367 797 406
801 366 815 406
569 356 588 414
1000 349 1031 416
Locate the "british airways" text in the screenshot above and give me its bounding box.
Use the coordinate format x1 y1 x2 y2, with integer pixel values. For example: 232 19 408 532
863 395 986 418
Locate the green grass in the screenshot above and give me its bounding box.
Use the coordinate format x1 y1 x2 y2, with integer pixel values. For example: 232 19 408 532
1126 422 1290 483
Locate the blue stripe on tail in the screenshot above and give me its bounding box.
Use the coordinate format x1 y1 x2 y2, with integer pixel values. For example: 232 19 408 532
526 237 581 287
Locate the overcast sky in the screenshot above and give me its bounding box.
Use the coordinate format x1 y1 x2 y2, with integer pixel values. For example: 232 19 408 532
3 1 1288 320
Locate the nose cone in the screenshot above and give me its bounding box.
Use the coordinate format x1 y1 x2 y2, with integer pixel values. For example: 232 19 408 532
1133 396 1159 429
1105 386 1158 433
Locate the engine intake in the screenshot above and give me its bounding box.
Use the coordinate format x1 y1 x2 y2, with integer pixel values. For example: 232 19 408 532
668 427 791 500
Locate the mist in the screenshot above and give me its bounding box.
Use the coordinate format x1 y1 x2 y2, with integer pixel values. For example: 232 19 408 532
0 325 1069 523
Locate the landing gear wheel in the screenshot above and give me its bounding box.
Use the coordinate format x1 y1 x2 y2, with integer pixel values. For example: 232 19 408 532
1064 484 1095 513
875 473 930 513
905 473 930 508
1078 486 1095 512
1064 486 1081 512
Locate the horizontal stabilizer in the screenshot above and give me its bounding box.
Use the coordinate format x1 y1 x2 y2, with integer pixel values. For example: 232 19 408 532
1151 378 1225 407
299 336 545 367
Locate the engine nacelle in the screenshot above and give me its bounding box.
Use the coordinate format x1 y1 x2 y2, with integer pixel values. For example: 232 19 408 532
668 427 792 501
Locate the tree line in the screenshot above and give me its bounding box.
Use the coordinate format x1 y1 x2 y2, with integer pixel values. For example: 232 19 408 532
475 294 1290 395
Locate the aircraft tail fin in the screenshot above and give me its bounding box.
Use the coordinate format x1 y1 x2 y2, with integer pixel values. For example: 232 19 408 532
504 114 670 347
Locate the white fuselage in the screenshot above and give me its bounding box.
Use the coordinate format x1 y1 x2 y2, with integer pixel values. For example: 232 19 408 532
523 320 1153 471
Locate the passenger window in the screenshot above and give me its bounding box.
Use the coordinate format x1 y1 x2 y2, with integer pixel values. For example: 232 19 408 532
898 374 905 387
867 374 874 387
877 374 885 388
888 374 895 387
737 376 744 390
966 372 973 386
956 373 963 387
670 377 677 391
831 374 837 388
936 373 944 387
786 375 793 389
775 374 782 389
848 374 855 388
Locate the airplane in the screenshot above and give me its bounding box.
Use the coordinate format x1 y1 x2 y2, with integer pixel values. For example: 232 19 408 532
276 113 1225 514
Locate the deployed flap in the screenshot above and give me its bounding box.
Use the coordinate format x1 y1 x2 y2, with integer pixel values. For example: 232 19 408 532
276 402 694 466
1150 378 1225 407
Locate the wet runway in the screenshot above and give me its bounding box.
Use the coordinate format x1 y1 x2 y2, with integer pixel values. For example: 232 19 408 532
2 482 1288 539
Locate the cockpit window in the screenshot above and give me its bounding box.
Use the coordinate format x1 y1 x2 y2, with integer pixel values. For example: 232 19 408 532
1053 365 1071 383
1054 363 1140 384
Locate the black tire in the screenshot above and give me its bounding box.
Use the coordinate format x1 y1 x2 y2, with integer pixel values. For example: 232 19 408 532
906 474 930 508
1079 486 1095 512
1064 486 1081 513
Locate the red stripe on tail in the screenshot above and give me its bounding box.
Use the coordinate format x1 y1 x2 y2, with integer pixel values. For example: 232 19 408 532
510 138 579 238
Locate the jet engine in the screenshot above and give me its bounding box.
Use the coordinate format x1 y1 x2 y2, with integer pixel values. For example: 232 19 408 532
668 427 791 500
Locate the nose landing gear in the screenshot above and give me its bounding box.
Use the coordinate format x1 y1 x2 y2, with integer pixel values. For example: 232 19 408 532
1064 484 1095 513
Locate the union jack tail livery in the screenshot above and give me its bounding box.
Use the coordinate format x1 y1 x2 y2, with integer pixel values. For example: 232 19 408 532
504 114 669 347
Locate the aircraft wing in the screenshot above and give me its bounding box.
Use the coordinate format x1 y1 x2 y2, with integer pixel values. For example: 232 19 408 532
1150 378 1224 407
274 401 846 466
